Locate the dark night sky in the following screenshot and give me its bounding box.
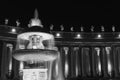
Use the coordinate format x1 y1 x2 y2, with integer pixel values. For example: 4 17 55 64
0 1 120 29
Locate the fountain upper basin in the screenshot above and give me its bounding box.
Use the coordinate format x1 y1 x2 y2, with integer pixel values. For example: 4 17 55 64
13 49 58 62
17 32 54 40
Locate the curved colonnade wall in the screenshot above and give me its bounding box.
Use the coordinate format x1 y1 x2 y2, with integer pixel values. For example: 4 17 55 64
1 25 120 80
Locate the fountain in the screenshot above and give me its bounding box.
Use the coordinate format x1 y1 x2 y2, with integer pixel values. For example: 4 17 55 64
13 9 64 80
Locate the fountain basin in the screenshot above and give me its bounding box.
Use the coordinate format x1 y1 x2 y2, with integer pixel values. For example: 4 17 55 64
17 32 54 40
13 49 58 61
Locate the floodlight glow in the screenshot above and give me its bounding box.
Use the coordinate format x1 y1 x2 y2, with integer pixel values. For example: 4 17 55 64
97 34 102 39
56 33 61 37
118 34 120 38
11 28 16 33
76 34 81 38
